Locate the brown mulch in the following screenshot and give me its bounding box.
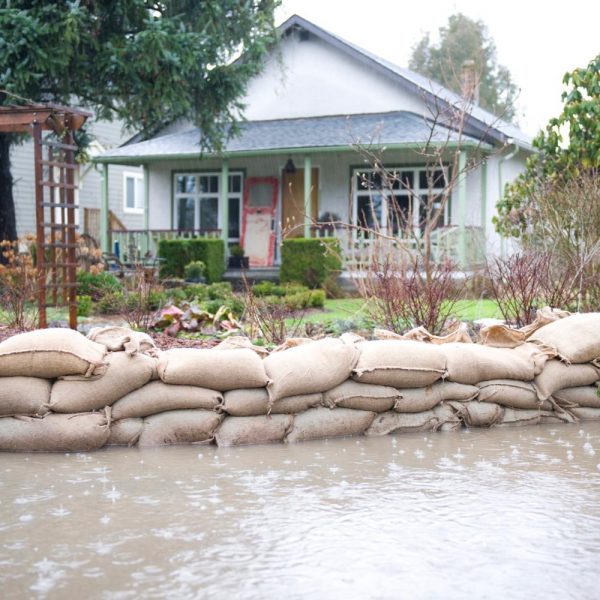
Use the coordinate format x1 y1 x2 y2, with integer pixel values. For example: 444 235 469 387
148 332 220 350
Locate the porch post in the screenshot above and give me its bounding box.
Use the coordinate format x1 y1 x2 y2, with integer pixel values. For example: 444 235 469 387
220 159 229 253
100 163 109 253
303 155 312 238
143 164 150 255
457 150 467 267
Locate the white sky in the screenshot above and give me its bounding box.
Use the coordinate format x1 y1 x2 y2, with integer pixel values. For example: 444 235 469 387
275 0 600 137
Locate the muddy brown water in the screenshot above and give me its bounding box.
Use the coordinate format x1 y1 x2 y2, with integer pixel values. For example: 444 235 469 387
2 423 600 599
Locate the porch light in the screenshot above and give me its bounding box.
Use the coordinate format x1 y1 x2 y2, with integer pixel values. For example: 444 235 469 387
284 157 296 174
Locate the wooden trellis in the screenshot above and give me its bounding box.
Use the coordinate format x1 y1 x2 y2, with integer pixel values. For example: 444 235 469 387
0 104 90 328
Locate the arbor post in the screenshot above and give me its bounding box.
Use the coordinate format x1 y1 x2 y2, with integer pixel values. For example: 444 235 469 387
303 155 312 238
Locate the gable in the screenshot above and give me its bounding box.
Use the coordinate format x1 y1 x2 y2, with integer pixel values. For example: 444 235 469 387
242 27 427 121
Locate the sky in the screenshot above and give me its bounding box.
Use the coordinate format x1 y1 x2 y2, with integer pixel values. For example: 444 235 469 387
275 0 600 137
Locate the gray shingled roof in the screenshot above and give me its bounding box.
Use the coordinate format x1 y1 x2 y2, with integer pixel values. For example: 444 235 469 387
96 111 484 164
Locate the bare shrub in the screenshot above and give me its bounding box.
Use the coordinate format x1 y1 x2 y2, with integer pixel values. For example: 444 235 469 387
120 263 164 331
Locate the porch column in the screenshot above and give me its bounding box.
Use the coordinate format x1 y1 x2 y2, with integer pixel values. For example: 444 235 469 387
100 163 109 253
220 159 229 253
303 155 312 238
143 164 150 255
457 150 467 267
480 160 487 237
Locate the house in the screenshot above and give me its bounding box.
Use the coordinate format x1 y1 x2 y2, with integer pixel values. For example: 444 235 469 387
93 14 532 270
11 117 143 242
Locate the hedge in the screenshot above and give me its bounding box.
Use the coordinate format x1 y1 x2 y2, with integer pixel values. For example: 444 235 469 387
279 237 342 288
158 239 225 283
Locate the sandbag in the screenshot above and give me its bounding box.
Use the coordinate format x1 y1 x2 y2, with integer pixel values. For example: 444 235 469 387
0 377 51 416
394 382 478 413
497 408 543 428
138 409 223 447
49 351 156 413
480 307 570 348
441 343 552 385
0 411 110 452
0 328 106 379
111 382 222 420
529 313 600 363
569 407 600 421
552 386 600 408
221 389 322 417
264 338 358 402
365 410 438 436
106 418 143 446
477 380 552 410
534 360 599 400
215 415 293 447
214 336 269 357
323 381 400 412
448 400 504 427
402 323 472 344
286 407 375 443
352 340 446 388
87 326 158 357
157 348 269 391
432 403 463 431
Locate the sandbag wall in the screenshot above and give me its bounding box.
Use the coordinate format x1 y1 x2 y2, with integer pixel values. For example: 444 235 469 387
0 313 598 452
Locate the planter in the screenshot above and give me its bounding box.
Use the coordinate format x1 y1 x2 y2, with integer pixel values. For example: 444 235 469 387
228 256 249 269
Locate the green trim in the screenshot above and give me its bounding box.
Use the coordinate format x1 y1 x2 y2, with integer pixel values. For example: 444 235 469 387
480 161 487 235
457 151 468 267
93 140 492 166
303 155 312 237
220 160 229 250
100 164 109 252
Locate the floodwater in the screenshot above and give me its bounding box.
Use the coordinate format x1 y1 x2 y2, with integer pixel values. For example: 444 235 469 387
2 424 600 600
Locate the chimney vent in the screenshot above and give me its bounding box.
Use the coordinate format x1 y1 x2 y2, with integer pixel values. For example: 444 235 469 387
460 60 480 105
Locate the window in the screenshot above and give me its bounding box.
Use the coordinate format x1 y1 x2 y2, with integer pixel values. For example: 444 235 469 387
173 172 243 241
353 166 448 235
123 172 144 213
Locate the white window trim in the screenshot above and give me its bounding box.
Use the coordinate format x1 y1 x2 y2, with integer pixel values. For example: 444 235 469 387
173 171 243 241
352 166 450 235
123 171 145 214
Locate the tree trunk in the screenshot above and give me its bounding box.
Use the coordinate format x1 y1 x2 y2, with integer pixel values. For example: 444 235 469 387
0 134 17 242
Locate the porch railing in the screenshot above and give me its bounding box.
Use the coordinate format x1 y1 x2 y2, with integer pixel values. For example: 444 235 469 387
312 225 485 269
110 228 221 262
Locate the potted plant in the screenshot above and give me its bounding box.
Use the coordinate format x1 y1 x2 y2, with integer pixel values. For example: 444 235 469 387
183 260 206 283
228 244 249 269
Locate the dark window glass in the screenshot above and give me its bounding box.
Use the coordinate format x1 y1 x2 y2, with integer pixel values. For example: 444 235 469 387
209 176 219 193
229 174 242 193
176 175 195 193
388 195 410 234
177 197 195 229
199 176 208 193
357 194 382 230
419 194 444 229
228 197 240 239
200 197 218 230
419 169 446 190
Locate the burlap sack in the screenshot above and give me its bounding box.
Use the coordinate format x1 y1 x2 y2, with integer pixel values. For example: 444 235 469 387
432 403 463 431
138 409 223 447
394 382 478 413
157 348 269 391
529 313 600 363
477 380 552 410
87 326 158 357
286 407 375 443
0 377 51 417
352 340 446 388
553 386 600 409
0 328 106 379
221 389 322 417
365 410 438 436
111 382 222 420
480 307 570 348
0 411 110 452
497 408 543 428
215 415 293 447
441 342 552 385
534 360 600 400
264 338 359 402
569 407 600 421
323 381 400 412
448 400 504 427
402 322 472 344
106 418 143 446
272 338 314 352
214 336 269 357
49 351 156 413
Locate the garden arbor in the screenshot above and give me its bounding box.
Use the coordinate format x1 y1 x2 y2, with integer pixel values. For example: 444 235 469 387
0 103 90 329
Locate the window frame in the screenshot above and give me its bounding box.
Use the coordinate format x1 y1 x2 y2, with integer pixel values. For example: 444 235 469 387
352 165 450 235
122 171 145 214
172 171 244 242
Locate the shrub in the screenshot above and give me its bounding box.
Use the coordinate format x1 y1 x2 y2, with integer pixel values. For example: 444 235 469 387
96 291 125 315
158 239 225 283
76 295 93 317
76 270 122 300
183 260 206 281
252 280 284 297
280 238 342 289
207 281 233 300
